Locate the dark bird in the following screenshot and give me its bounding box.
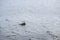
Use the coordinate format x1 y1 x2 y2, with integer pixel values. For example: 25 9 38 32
19 22 26 26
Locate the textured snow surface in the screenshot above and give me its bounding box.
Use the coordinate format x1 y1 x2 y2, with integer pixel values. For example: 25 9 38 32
0 0 60 40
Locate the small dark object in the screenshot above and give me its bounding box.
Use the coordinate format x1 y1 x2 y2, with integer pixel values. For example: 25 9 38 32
5 19 9 21
6 35 10 37
29 39 31 40
19 22 26 26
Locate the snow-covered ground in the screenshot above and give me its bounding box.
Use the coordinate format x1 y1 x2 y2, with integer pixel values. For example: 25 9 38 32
0 0 60 40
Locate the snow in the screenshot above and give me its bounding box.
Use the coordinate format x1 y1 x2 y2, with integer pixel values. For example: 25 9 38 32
0 0 60 40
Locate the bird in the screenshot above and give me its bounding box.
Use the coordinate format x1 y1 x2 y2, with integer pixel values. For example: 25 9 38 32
19 22 26 26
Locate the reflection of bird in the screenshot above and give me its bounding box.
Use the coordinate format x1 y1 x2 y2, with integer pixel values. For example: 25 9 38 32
19 22 26 26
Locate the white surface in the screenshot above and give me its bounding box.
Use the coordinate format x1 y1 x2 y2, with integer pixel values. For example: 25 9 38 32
0 0 60 40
